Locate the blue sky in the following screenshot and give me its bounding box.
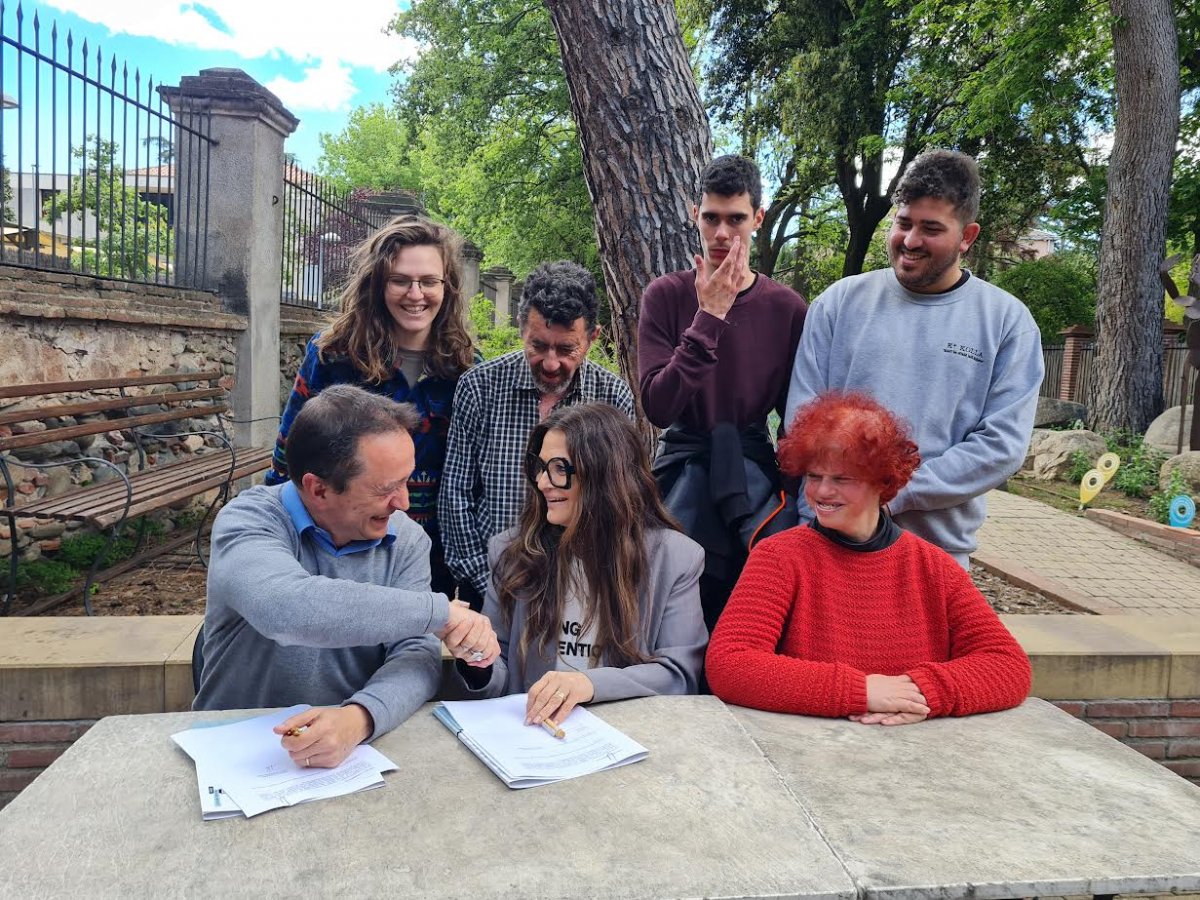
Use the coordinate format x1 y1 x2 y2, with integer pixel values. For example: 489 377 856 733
3 1 413 168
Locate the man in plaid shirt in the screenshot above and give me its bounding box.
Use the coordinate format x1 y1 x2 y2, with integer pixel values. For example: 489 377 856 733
440 261 635 609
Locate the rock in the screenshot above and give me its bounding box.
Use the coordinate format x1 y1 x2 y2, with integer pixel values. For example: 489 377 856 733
1160 451 1200 494
1034 397 1087 428
1144 406 1195 455
10 440 81 462
45 467 73 497
180 435 205 453
37 538 61 552
1024 428 1060 470
1031 429 1108 480
30 521 66 539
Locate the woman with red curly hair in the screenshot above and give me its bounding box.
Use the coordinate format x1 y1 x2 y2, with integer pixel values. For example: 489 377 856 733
706 391 1030 724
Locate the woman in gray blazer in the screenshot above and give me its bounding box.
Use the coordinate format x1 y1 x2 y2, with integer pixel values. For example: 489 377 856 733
453 402 708 728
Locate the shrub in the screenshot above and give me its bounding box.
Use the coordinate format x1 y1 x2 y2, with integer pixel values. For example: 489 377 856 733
468 295 522 361
993 252 1096 340
58 529 136 570
14 559 77 596
1148 470 1192 525
1106 434 1168 499
1065 449 1092 484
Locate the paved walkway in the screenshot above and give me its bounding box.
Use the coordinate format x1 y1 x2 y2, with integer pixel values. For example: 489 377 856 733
976 490 1200 616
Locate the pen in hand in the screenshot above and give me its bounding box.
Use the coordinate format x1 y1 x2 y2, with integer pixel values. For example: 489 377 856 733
284 725 309 738
540 718 565 740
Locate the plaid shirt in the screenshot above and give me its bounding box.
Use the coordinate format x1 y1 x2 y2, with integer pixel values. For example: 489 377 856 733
439 349 635 596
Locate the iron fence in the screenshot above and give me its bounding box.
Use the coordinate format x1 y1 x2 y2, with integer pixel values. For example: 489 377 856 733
279 168 382 309
0 1 214 286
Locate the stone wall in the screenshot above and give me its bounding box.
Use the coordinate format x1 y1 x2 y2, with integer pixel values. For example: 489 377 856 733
278 306 335 408
0 265 247 565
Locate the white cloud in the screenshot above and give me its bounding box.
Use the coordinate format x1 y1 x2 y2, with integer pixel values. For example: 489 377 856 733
266 58 356 113
40 1 419 88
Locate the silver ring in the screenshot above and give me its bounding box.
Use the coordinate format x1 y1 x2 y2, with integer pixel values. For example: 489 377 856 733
305 757 311 767
469 649 485 662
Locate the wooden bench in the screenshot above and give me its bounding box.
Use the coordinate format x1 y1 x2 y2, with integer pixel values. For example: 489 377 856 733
0 372 273 616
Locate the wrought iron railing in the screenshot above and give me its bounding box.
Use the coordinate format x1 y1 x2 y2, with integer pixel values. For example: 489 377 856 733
0 1 214 286
279 168 381 309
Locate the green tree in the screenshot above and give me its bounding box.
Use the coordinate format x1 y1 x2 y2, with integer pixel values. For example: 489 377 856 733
992 253 1097 340
42 138 171 279
388 0 597 278
317 103 422 192
701 0 1109 278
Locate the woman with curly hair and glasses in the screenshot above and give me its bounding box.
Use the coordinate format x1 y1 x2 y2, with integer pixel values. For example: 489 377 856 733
453 402 708 729
267 216 478 596
707 391 1030 725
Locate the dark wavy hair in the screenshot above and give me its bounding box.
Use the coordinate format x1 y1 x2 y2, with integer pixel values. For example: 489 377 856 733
517 260 599 331
779 392 921 504
317 216 475 382
893 150 981 225
699 154 762 209
494 403 679 672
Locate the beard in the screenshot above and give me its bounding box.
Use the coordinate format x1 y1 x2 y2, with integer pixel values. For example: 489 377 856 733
531 364 572 396
889 244 960 291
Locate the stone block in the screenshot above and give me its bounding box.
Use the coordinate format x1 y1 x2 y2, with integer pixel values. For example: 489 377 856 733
1146 406 1196 454
1034 397 1087 427
1160 451 1200 493
1029 429 1108 480
29 522 65 540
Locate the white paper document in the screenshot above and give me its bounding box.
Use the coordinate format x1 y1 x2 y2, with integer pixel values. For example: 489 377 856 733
435 694 648 789
172 705 398 819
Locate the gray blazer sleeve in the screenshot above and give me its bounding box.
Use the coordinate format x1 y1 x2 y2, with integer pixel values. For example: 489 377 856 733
586 529 708 702
450 533 513 698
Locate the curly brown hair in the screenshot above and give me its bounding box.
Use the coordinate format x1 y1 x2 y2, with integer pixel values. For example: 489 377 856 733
317 216 475 382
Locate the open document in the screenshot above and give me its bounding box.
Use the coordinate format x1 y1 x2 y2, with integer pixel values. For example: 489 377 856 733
171 705 398 819
434 694 648 789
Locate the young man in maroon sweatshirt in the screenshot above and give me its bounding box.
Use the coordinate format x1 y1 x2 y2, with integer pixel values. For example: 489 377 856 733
637 154 808 633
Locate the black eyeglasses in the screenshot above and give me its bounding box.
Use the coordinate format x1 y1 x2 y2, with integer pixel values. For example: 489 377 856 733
525 453 576 489
387 275 445 295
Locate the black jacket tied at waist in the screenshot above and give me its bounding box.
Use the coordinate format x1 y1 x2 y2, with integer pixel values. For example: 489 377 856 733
652 422 796 583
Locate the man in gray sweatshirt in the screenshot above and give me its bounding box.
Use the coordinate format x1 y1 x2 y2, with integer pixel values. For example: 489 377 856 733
195 385 498 768
786 150 1043 568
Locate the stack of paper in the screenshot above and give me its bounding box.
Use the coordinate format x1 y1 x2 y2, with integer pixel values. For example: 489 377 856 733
171 705 398 820
434 694 648 789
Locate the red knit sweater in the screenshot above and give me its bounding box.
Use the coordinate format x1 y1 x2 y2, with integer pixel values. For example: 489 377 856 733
705 527 1031 718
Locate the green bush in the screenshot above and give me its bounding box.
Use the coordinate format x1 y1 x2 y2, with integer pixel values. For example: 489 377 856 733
14 559 77 596
468 295 522 361
1148 470 1192 525
1106 434 1168 499
58 529 136 570
1065 449 1092 484
993 252 1096 340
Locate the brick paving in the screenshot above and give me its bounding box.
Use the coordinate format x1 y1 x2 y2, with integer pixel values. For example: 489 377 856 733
976 489 1200 616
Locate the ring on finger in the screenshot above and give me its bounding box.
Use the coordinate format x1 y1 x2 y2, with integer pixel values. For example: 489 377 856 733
469 649 485 662
553 689 567 701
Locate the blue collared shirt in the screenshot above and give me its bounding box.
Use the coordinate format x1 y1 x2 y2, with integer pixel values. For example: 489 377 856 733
280 481 398 557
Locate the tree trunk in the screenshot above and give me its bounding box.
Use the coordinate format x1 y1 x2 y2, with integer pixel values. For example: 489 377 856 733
1089 0 1180 433
544 0 712 414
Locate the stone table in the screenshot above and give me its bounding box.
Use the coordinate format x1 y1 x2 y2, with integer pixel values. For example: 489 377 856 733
0 695 854 900
732 697 1200 900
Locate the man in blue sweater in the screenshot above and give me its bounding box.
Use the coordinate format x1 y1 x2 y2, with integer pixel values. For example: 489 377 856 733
196 385 497 768
786 150 1043 568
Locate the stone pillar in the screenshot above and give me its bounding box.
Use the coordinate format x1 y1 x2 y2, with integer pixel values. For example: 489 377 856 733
484 266 515 327
461 242 483 303
160 69 299 451
1059 324 1095 403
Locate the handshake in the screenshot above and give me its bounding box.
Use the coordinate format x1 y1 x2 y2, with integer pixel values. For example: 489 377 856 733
435 599 500 668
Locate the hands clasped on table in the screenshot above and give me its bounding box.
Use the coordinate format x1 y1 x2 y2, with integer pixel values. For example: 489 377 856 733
852 674 930 726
